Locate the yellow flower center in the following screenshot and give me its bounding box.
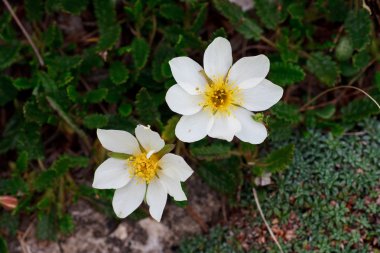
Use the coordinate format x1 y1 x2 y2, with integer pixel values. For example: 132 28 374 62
127 153 159 183
203 76 241 114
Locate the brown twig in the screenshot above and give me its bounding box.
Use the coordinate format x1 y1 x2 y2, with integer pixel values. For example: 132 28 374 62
2 0 44 66
186 205 209 232
252 188 284 253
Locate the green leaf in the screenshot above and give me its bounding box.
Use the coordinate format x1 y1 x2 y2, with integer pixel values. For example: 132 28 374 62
0 42 20 70
13 77 36 90
93 0 121 51
253 144 294 175
83 114 108 129
159 3 184 21
255 0 285 29
59 214 75 235
213 0 262 40
25 0 43 21
307 52 339 87
118 103 133 117
16 151 29 173
287 2 304 19
107 152 132 160
61 0 88 14
271 102 302 124
341 97 380 123
109 61 129 85
0 236 8 253
155 144 175 158
374 72 380 92
268 62 305 87
192 3 208 32
84 88 108 104
0 76 17 106
36 212 57 240
135 88 162 128
344 9 371 50
190 141 232 160
314 105 336 119
132 38 150 69
162 116 180 143
335 36 353 62
197 157 242 194
353 50 371 69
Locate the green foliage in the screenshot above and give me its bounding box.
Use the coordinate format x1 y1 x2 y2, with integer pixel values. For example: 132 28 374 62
0 0 378 246
268 62 305 87
93 0 121 51
213 0 262 40
344 9 371 50
252 144 295 175
131 38 150 69
0 236 8 253
197 157 242 195
307 52 339 87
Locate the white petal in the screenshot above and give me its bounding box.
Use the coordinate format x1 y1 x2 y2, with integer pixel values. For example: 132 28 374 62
146 179 167 222
158 153 193 182
158 173 187 201
228 55 270 89
234 107 267 144
208 112 241 141
97 129 141 155
112 180 146 218
165 84 203 116
135 125 165 154
169 57 207 95
175 110 214 143
203 37 232 81
240 79 283 111
92 158 130 189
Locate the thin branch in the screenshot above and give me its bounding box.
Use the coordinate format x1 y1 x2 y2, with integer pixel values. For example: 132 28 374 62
300 85 380 112
252 188 284 253
2 0 45 66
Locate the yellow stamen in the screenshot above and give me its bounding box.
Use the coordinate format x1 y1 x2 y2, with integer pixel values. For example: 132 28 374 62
202 76 241 114
127 153 159 183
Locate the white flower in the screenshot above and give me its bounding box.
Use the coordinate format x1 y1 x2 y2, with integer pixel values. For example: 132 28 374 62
92 125 193 222
165 37 283 144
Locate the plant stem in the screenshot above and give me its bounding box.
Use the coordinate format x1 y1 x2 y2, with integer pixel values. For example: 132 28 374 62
2 0 45 66
252 188 284 253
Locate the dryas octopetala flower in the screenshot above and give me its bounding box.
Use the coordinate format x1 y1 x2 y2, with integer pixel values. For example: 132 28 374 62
92 125 193 222
165 37 283 144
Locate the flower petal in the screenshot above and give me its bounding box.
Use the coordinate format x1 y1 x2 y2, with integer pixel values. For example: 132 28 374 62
158 153 193 182
208 112 241 141
169 57 207 95
92 158 130 189
175 110 214 143
234 107 267 144
165 84 203 115
158 173 187 201
97 129 141 155
146 179 167 222
112 179 146 218
240 79 283 111
135 125 165 154
228 55 270 89
204 37 232 81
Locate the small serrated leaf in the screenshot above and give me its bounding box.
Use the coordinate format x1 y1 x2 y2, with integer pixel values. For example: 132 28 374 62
271 102 302 124
83 114 108 129
132 38 150 69
135 88 162 128
268 62 305 87
307 52 339 87
190 142 232 160
253 144 294 175
345 9 371 50
109 61 129 85
162 116 180 143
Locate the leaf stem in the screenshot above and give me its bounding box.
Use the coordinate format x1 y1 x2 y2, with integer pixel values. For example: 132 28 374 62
2 0 45 66
252 188 284 253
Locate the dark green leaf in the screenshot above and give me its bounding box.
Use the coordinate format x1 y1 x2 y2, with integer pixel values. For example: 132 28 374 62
162 116 180 143
0 76 17 106
271 102 302 124
110 61 129 85
36 212 57 240
335 36 353 62
344 10 371 50
190 142 232 160
132 38 150 69
0 236 8 253
83 114 109 129
135 88 162 128
307 52 339 87
25 0 43 21
268 62 305 87
253 144 294 175
159 3 184 22
61 0 88 14
118 103 133 117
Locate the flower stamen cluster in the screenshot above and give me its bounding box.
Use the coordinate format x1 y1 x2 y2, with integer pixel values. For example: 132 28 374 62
127 153 158 183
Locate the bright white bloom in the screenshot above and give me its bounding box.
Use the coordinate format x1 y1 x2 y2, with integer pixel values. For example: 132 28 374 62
165 37 283 144
93 125 193 222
